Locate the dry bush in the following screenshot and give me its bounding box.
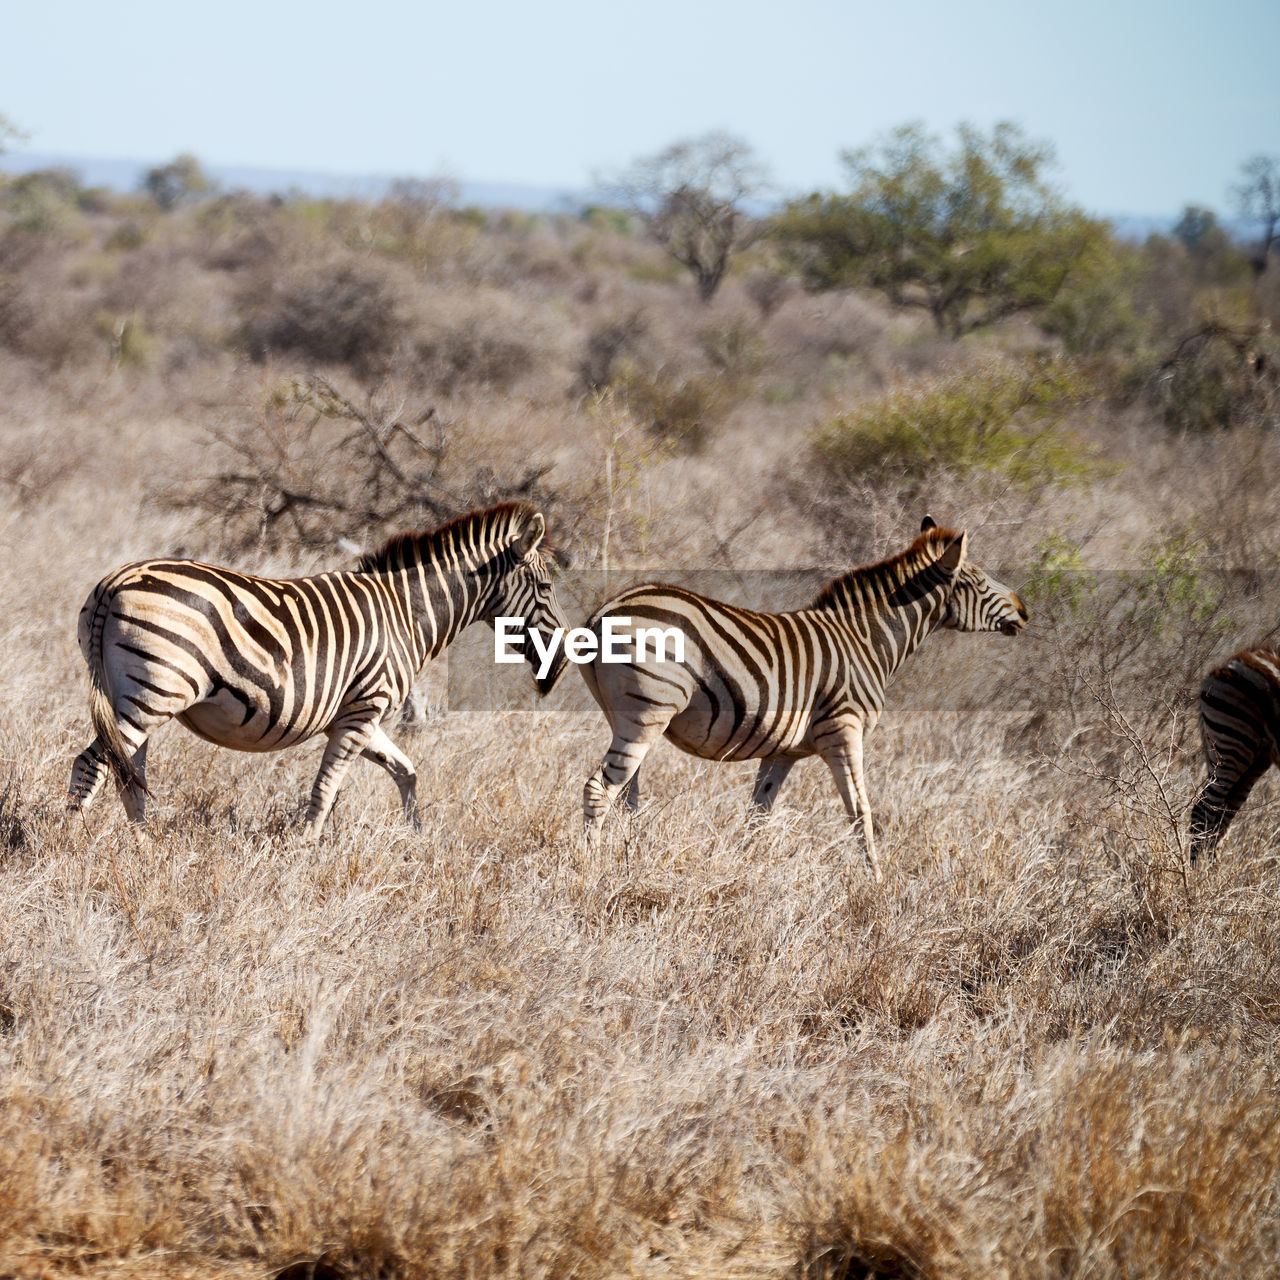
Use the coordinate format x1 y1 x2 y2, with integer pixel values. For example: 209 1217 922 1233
697 317 767 384
1015 525 1265 756
754 288 940 406
0 167 97 236
197 192 295 272
743 267 795 321
0 231 104 369
410 314 534 396
370 176 463 265
576 311 648 394
1173 427 1280 573
609 362 729 453
239 257 406 376
1149 321 1279 433
161 375 557 555
0 430 88 508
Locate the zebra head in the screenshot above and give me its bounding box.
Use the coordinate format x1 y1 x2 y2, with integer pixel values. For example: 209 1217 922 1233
923 518 1028 637
484 509 571 695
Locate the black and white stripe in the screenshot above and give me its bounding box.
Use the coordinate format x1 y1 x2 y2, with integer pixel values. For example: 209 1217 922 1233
1190 645 1280 862
68 503 566 837
573 518 1027 879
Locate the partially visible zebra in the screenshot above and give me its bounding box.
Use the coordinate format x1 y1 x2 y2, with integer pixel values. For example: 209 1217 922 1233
1190 644 1280 862
68 503 566 837
565 518 1027 879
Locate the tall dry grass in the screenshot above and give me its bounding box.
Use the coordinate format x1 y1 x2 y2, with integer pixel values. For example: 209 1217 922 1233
5 687 1280 1278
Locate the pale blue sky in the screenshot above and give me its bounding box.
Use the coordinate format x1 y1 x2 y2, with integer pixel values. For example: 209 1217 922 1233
3 0 1276 215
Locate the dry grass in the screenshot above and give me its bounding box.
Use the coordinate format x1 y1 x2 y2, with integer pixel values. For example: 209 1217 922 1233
6 689 1280 1279
2 193 1280 1278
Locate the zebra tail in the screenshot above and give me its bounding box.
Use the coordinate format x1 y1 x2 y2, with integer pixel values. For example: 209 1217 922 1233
85 593 148 795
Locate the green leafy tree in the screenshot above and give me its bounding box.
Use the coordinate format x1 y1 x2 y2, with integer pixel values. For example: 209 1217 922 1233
608 131 770 303
142 152 215 210
775 121 1104 337
1040 235 1149 367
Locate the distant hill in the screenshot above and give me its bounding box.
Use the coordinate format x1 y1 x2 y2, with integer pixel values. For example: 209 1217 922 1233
0 151 592 213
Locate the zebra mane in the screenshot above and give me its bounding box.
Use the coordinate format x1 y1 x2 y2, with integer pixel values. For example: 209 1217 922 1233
355 502 542 574
810 526 961 610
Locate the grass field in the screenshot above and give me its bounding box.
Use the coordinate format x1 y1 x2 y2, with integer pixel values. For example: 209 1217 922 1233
1 189 1279 1278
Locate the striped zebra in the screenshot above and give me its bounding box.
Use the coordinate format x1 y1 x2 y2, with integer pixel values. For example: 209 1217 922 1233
68 503 566 838
566 518 1027 879
1190 644 1280 862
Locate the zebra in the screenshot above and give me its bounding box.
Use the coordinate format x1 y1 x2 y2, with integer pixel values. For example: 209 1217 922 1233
68 503 567 838
562 518 1027 880
1190 644 1280 862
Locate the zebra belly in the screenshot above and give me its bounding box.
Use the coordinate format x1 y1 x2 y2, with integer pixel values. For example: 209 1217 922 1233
177 693 321 753
661 699 813 762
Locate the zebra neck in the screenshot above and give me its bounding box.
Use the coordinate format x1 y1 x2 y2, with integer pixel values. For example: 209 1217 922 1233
867 593 948 677
384 557 494 670
820 573 950 683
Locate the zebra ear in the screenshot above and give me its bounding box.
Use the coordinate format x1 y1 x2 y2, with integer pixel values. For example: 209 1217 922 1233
921 515 937 532
512 511 546 561
936 531 967 575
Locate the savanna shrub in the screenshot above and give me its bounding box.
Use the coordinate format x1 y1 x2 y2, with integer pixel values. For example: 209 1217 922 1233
580 205 635 236
95 312 158 369
698 320 765 383
810 357 1098 491
1017 527 1245 750
577 312 647 394
198 194 292 272
0 168 104 237
1040 239 1154 372
1151 323 1279 433
104 220 148 253
0 233 102 368
743 268 794 320
412 317 533 395
239 259 404 375
612 362 726 453
164 376 557 555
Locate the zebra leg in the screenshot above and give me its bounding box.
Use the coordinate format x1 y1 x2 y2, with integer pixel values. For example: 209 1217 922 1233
360 724 421 830
119 739 149 823
624 771 641 813
819 728 883 882
68 738 112 812
584 725 665 853
749 757 797 817
304 721 380 839
1190 750 1269 863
